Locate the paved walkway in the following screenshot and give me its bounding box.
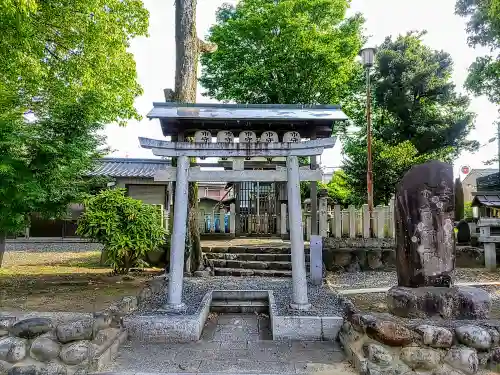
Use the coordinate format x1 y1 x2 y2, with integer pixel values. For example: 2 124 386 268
100 314 355 374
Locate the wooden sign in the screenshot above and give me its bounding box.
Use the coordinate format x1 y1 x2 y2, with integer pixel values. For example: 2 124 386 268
217 131 235 143
238 131 257 143
194 130 211 143
283 131 301 143
260 131 279 143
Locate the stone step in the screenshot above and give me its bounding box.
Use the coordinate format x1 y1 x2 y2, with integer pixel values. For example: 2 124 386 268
203 246 310 255
205 252 311 262
213 267 293 277
210 300 268 313
211 259 306 271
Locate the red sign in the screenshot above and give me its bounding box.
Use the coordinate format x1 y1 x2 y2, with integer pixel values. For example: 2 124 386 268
461 165 470 175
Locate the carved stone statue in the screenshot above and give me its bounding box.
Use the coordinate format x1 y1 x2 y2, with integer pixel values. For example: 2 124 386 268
388 161 491 319
394 160 455 288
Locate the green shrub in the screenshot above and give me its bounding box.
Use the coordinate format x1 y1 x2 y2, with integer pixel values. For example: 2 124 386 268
77 189 166 274
464 201 474 220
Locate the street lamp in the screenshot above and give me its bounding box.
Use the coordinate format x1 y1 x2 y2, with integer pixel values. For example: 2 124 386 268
360 47 376 237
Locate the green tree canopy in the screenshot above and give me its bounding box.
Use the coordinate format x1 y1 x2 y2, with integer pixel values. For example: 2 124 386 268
200 0 365 105
456 0 500 105
0 1 149 265
342 32 478 205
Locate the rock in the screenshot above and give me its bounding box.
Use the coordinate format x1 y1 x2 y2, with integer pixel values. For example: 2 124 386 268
394 161 454 288
0 360 12 374
59 341 92 365
477 351 490 367
0 319 15 331
349 314 377 333
432 365 468 375
10 319 53 340
444 347 478 374
92 312 112 335
362 343 392 366
367 251 383 270
491 346 500 363
456 220 471 244
30 337 60 362
56 320 93 343
489 328 500 346
387 285 491 319
365 362 413 375
92 328 119 346
38 362 67 375
415 325 453 348
346 262 361 272
400 346 441 370
7 365 38 375
334 252 351 267
340 322 362 342
0 337 27 363
193 270 210 278
365 320 414 347
0 331 8 338
456 325 492 350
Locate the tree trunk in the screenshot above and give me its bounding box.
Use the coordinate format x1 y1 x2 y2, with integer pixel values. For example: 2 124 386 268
0 232 6 267
174 0 202 272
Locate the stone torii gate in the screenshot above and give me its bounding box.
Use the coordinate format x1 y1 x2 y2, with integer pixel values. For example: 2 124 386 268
139 131 336 311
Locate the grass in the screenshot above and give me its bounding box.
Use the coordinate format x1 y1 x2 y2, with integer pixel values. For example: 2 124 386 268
0 250 162 313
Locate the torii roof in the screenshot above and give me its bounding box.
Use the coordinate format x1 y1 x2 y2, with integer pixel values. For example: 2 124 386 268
147 103 348 138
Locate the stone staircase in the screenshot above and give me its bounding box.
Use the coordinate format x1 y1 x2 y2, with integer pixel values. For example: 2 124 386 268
203 245 310 277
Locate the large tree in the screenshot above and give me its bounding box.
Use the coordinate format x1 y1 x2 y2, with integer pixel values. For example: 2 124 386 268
200 0 365 105
343 32 478 205
456 0 500 106
172 0 216 273
0 1 149 265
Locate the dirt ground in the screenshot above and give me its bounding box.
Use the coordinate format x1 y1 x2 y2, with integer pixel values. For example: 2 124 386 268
0 250 162 312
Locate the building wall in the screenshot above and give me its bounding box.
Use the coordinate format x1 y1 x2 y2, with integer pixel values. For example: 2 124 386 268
462 169 497 202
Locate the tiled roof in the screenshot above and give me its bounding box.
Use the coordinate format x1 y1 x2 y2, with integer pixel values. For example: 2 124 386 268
88 158 171 178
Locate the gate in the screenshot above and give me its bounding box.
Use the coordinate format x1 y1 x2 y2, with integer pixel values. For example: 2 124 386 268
238 181 281 235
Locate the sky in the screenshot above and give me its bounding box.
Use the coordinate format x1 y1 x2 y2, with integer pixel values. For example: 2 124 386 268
104 0 499 178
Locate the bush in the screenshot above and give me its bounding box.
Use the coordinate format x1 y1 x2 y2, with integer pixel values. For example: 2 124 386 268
77 189 166 274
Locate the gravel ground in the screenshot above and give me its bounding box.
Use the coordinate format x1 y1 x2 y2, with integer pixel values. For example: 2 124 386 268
5 240 103 252
326 268 500 290
143 277 343 317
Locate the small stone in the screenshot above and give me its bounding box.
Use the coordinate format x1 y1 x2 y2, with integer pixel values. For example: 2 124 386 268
7 365 38 375
0 360 13 374
491 346 500 363
92 328 119 345
456 325 492 350
400 346 441 370
59 341 92 365
193 270 210 278
444 347 478 374
30 337 61 362
334 252 351 267
367 251 383 270
415 325 453 348
432 365 468 375
56 320 93 343
39 362 67 375
489 328 500 346
0 337 27 363
10 318 53 339
365 320 414 347
362 343 392 366
0 319 15 331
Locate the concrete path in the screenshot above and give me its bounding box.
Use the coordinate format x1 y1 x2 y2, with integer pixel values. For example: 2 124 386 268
99 314 355 374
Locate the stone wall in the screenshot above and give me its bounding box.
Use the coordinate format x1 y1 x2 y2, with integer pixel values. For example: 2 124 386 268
322 238 396 272
340 305 500 374
0 296 137 375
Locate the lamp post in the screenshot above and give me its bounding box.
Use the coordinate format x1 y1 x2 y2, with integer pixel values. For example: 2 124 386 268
360 47 376 237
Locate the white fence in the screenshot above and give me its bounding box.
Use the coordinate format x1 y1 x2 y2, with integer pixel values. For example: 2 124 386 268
303 199 395 239
189 198 396 238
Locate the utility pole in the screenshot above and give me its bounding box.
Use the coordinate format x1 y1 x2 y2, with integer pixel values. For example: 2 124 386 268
360 47 376 237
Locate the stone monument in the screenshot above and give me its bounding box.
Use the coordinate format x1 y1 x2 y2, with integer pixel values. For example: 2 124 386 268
387 161 491 319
